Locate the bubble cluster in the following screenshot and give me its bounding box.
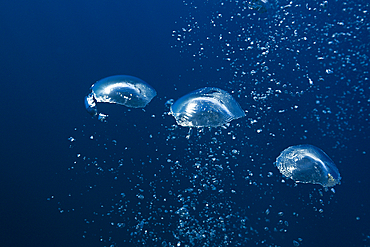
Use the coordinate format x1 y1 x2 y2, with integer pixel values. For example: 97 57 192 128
54 0 370 246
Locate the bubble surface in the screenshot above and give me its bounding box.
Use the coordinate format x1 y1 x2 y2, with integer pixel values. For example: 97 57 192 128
84 75 157 121
276 144 341 187
170 87 245 127
248 0 272 13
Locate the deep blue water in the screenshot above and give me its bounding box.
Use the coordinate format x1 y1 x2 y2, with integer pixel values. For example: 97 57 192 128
1 0 369 246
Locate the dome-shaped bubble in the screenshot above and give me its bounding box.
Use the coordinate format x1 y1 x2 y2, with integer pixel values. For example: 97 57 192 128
84 75 157 121
170 87 246 127
275 144 341 188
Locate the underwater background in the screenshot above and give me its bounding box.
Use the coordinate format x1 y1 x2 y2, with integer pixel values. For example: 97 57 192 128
0 0 369 246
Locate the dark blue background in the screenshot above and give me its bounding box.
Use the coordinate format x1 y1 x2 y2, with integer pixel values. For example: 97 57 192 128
1 0 369 247
0 1 185 246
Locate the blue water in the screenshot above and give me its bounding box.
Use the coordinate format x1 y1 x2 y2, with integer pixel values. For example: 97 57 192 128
1 0 369 246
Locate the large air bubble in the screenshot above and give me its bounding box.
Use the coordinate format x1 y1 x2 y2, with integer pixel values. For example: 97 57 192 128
84 75 157 121
275 144 341 188
170 87 246 127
